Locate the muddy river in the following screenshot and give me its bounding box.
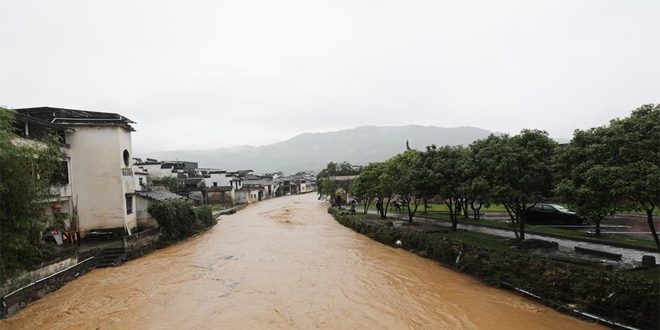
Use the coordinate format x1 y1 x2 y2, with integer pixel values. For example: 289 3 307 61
0 194 602 329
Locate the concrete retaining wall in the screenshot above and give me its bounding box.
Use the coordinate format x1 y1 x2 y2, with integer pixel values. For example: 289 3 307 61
0 256 95 318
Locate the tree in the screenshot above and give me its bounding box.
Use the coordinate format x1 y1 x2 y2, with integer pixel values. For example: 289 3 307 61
349 163 380 214
0 108 64 281
464 147 492 220
471 131 557 239
389 151 426 222
426 145 469 231
554 127 618 237
376 161 396 219
607 104 660 249
316 161 358 198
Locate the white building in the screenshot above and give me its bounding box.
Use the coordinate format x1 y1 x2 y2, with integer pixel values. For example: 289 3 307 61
15 107 139 237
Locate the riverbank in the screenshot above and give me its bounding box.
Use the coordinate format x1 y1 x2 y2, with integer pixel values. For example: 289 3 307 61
0 206 225 319
1 193 606 329
329 208 659 329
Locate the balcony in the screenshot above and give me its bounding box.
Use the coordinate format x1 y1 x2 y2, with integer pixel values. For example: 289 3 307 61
47 184 72 198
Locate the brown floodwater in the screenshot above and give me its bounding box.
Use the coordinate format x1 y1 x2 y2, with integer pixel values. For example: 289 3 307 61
0 194 603 329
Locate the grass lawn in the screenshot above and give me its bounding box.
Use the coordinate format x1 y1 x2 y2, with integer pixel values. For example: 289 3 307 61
428 230 511 251
206 204 226 211
358 202 508 213
420 212 658 250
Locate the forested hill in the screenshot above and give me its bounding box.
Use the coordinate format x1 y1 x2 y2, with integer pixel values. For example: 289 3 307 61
150 125 494 173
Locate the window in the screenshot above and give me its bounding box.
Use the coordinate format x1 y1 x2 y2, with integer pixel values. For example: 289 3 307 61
213 182 217 187
123 149 130 166
139 178 144 185
50 160 69 185
125 195 133 215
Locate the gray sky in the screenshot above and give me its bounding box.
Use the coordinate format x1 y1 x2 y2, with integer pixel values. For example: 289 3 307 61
1 0 658 154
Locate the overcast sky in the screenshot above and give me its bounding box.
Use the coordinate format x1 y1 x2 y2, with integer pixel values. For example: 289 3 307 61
1 0 658 153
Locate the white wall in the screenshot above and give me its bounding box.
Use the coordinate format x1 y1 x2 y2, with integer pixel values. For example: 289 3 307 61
67 126 136 236
203 172 230 187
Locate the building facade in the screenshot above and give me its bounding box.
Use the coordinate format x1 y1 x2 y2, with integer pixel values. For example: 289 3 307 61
15 107 138 237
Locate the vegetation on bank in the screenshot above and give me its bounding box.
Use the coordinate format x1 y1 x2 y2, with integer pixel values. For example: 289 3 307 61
148 201 216 240
0 109 65 283
330 209 659 329
419 212 658 251
319 104 660 249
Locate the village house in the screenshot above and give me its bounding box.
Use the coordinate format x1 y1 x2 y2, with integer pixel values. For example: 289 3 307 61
14 107 139 237
278 172 317 195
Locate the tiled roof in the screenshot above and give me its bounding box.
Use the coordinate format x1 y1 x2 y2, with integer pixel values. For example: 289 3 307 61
136 190 184 201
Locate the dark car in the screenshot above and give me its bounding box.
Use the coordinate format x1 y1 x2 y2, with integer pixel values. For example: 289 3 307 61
525 203 584 225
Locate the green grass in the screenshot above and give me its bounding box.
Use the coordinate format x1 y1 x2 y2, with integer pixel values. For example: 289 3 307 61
429 230 511 251
625 267 660 281
206 204 226 211
420 213 658 250
358 202 508 212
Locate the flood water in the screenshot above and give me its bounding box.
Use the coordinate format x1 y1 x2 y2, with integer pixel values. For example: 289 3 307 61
0 194 602 329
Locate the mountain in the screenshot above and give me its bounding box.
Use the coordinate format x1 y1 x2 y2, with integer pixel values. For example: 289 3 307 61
148 125 494 173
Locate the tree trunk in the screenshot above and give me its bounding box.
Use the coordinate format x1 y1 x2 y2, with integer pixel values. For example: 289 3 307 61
423 198 428 214
646 208 660 250
383 197 391 218
470 201 481 220
364 198 371 214
463 199 469 219
519 213 525 240
505 204 519 239
594 217 601 237
446 199 457 231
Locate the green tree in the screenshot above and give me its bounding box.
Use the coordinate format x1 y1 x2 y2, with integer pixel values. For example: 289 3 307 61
471 131 557 239
426 145 469 231
607 104 660 249
0 108 64 281
316 161 358 198
354 161 396 219
389 151 427 222
349 162 380 214
554 127 618 237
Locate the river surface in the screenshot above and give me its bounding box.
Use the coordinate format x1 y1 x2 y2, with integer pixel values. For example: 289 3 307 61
0 194 602 329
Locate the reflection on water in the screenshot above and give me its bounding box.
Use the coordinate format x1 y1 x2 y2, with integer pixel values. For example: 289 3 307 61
0 194 602 329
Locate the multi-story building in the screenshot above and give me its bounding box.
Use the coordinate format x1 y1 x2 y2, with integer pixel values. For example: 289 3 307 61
14 107 138 237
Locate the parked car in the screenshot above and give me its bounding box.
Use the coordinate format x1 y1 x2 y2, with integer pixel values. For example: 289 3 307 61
525 203 584 225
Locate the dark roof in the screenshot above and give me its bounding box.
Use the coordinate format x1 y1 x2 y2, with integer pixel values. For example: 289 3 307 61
15 107 135 131
12 111 69 131
208 186 233 192
136 190 184 201
182 178 205 187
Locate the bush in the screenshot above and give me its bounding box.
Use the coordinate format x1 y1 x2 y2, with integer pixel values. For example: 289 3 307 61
148 200 196 239
195 206 215 227
148 201 218 240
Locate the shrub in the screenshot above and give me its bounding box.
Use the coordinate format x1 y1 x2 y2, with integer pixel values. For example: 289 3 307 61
148 200 196 239
194 206 215 227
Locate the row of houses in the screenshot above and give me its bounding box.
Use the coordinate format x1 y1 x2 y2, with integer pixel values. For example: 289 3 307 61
11 106 316 240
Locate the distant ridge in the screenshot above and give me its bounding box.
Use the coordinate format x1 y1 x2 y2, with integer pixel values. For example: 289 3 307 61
149 125 494 173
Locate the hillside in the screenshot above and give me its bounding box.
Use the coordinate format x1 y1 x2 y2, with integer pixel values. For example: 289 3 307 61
149 125 494 173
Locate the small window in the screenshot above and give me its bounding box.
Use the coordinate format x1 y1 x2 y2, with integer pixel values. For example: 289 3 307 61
126 195 133 215
123 150 130 166
50 160 69 185
213 182 217 187
139 178 143 185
